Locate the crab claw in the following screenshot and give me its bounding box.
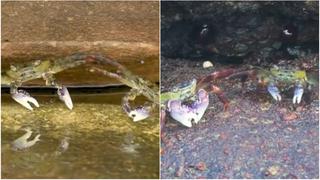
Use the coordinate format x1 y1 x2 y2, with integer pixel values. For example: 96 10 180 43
128 107 150 122
267 83 281 101
293 84 304 104
191 89 209 124
167 100 193 128
167 89 209 128
57 86 73 110
11 90 39 111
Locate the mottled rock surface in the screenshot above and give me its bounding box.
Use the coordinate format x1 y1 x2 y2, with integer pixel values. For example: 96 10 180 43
2 1 159 85
161 56 319 179
161 1 318 63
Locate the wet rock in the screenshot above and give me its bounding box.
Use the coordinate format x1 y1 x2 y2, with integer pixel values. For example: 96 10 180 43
175 158 185 177
195 162 207 171
265 165 280 176
235 43 248 53
287 46 308 57
161 1 318 63
282 112 298 121
272 42 282 50
161 57 319 179
2 1 159 85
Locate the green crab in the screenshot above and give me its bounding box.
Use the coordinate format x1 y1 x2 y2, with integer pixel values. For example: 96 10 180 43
2 54 159 121
226 66 316 104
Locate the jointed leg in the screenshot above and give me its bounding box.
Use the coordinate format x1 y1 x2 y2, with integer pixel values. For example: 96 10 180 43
42 73 73 110
267 82 281 101
197 68 236 89
211 85 229 111
293 82 304 104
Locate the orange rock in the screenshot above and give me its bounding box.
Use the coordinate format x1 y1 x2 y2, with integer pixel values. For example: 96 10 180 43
196 162 207 171
282 112 298 121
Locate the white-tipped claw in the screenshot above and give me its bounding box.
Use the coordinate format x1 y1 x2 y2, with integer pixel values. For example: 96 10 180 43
12 90 39 111
129 107 150 122
267 83 282 101
57 86 73 110
167 100 193 128
192 89 209 124
293 84 304 104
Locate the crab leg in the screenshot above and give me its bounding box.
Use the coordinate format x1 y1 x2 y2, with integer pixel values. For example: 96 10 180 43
10 81 39 111
89 66 154 121
293 82 304 104
42 73 73 110
210 85 229 111
267 82 282 101
197 68 236 89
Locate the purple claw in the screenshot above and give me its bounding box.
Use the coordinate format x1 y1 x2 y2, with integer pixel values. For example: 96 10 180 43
167 100 194 127
12 90 39 111
293 84 304 104
128 107 150 122
267 83 281 101
57 86 73 110
167 89 209 127
191 89 209 124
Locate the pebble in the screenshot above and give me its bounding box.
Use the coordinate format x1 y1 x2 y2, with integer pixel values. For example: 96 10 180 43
203 61 213 68
196 162 207 171
282 112 298 121
266 165 280 176
14 114 23 119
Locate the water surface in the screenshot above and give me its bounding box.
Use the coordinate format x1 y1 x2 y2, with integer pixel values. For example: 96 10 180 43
2 93 159 178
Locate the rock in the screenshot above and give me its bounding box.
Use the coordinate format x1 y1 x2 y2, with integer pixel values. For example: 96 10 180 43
266 165 280 176
282 112 298 121
272 42 282 50
161 2 318 63
195 162 207 171
203 61 213 68
2 1 159 85
234 43 248 52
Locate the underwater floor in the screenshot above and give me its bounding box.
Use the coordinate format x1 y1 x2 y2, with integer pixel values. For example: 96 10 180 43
1 93 159 178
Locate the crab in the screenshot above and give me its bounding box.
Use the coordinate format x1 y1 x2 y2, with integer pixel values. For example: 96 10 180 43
225 66 316 104
2 54 159 121
161 79 209 127
161 68 235 128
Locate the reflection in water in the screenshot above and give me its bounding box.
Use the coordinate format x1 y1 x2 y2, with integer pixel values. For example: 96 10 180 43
1 93 159 179
11 127 41 151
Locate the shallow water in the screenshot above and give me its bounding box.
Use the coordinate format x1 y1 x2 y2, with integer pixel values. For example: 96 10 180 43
1 93 159 178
